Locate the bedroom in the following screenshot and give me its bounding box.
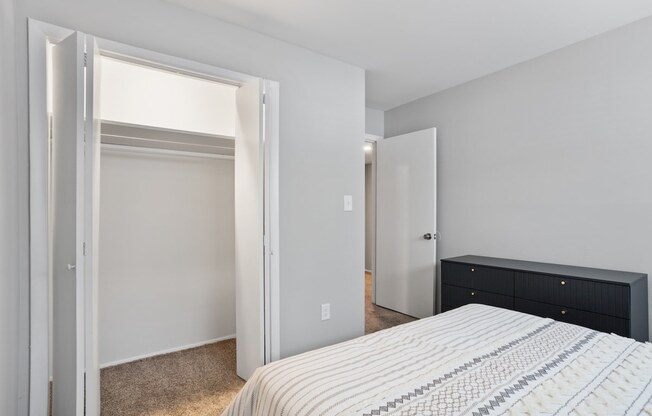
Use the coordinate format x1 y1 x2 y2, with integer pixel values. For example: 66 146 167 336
1 0 652 415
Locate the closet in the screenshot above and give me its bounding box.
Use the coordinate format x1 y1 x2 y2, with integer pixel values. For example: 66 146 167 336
97 56 238 367
33 28 278 415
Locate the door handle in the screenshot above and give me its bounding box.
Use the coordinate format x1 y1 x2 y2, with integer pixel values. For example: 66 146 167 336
423 233 432 240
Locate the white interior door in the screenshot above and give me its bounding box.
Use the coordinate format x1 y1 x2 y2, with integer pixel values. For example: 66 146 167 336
235 78 265 380
375 128 436 319
51 31 86 416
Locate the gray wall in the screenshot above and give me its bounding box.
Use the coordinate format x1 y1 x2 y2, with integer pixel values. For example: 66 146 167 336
8 0 364 406
385 16 652 338
99 150 236 366
1 0 26 414
365 163 374 271
365 107 384 137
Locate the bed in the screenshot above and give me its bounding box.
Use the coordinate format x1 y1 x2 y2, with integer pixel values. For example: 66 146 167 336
223 304 652 416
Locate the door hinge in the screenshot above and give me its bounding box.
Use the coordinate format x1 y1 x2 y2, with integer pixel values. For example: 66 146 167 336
83 242 87 256
264 234 273 255
84 52 88 67
262 93 266 104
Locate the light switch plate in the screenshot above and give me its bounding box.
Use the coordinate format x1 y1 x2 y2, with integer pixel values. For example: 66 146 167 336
343 195 353 212
321 303 331 320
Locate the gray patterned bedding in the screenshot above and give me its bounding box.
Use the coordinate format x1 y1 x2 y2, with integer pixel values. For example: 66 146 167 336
223 304 652 416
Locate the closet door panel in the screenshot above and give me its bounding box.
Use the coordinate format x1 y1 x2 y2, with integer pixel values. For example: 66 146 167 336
234 78 264 381
51 31 86 416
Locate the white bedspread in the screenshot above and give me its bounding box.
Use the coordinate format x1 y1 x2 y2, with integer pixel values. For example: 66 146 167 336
223 304 652 416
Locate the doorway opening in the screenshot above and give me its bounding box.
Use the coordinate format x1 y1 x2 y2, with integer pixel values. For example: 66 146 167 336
29 22 279 416
363 138 416 334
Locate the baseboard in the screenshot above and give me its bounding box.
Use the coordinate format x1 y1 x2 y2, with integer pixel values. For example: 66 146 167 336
100 334 236 369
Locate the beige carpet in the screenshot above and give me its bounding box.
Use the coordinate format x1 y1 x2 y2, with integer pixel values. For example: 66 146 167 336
101 339 244 416
100 273 413 415
365 272 417 334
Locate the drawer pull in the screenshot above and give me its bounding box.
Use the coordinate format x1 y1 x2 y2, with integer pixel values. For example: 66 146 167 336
560 280 566 286
471 292 476 296
560 310 567 315
471 268 475 272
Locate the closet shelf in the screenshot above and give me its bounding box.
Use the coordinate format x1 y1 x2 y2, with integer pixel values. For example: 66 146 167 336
100 120 235 156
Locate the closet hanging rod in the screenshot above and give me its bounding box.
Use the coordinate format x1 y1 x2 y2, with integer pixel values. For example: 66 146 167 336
100 133 236 151
101 120 235 143
101 135 235 156
101 143 235 160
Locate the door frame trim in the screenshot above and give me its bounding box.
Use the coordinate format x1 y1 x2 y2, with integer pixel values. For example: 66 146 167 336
27 18 281 415
364 135 379 304
27 19 72 416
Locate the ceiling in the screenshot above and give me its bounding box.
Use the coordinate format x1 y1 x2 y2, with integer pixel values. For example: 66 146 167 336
167 0 652 110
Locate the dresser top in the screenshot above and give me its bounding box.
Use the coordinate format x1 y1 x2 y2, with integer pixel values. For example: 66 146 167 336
441 255 647 285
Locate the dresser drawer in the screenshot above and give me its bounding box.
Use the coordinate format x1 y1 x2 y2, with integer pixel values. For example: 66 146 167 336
441 262 514 296
442 284 514 310
441 304 456 313
515 298 629 337
514 272 630 319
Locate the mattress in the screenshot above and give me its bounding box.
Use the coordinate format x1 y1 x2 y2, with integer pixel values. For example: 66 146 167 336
222 304 652 416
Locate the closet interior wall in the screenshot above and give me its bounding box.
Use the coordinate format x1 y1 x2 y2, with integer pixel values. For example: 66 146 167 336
98 129 236 366
97 57 239 366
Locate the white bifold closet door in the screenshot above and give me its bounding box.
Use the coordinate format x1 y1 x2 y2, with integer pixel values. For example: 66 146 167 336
234 79 265 380
51 31 101 416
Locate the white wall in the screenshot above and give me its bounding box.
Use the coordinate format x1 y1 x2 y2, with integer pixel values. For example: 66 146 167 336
12 0 364 387
1 0 25 414
365 107 384 137
98 149 235 366
385 16 652 338
100 56 237 136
